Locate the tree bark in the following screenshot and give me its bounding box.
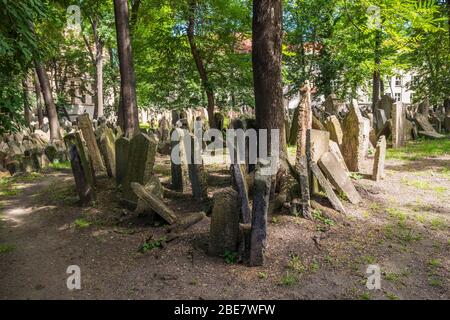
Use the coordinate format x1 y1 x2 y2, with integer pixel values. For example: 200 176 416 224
252 0 286 157
372 30 382 113
92 19 104 120
113 0 139 137
33 69 44 128
21 78 31 128
34 62 61 141
187 0 216 129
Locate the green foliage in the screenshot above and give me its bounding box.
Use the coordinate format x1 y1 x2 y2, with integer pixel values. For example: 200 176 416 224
0 243 15 254
387 139 450 161
74 218 91 229
141 236 166 253
223 250 238 264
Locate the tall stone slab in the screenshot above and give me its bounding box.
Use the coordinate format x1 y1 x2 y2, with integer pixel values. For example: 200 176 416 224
187 134 208 201
99 127 116 178
123 132 158 204
115 136 130 186
64 132 95 206
392 102 406 148
249 161 272 266
324 115 343 147
77 114 106 173
378 94 394 119
319 152 361 205
341 103 365 172
372 136 387 181
208 187 240 257
170 128 190 192
310 129 330 162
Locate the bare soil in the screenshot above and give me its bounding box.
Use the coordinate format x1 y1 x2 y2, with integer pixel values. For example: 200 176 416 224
0 152 449 300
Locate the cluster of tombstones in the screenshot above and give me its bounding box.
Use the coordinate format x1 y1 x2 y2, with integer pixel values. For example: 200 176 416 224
0 119 69 176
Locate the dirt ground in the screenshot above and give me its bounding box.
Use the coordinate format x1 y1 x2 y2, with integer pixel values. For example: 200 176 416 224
0 143 449 300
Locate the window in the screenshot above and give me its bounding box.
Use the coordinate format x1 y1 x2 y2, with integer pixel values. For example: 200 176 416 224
394 93 401 102
395 77 402 87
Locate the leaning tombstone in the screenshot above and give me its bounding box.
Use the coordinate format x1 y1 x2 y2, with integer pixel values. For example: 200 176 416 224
99 127 116 178
64 132 95 206
77 113 106 174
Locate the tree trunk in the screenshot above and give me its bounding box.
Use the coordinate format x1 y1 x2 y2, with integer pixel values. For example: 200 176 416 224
252 0 286 157
92 19 104 120
372 30 382 113
33 69 44 128
34 62 60 141
113 0 139 137
187 0 216 129
21 78 31 128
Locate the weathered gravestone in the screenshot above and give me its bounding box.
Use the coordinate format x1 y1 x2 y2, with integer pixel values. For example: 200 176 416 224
372 136 387 182
319 151 362 204
310 162 346 214
362 117 372 156
249 161 272 266
115 136 130 186
99 127 116 178
64 132 95 206
341 103 365 172
186 134 208 201
375 109 387 132
310 129 330 162
392 102 406 148
170 128 190 192
324 115 343 147
208 187 240 257
415 114 445 139
329 140 349 174
377 94 394 119
77 114 106 174
122 132 158 205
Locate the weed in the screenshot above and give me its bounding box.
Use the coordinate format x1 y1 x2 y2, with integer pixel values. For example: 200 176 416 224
280 272 298 286
0 243 15 254
287 254 306 273
271 216 280 224
312 209 335 226
258 272 268 279
141 236 166 253
50 161 71 170
224 250 238 264
386 292 400 300
428 258 441 268
360 292 371 300
74 218 91 229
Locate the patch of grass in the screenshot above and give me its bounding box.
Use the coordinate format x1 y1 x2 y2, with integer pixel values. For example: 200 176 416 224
280 272 298 286
312 209 335 227
49 161 71 170
362 255 377 264
0 243 15 254
430 218 447 230
401 178 447 194
386 292 400 300
271 216 281 224
350 173 364 180
141 236 166 253
386 139 450 161
428 258 441 268
428 277 442 287
384 272 401 283
360 292 371 300
387 208 407 224
310 260 320 273
74 218 91 229
258 272 268 279
223 250 238 264
287 254 306 273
